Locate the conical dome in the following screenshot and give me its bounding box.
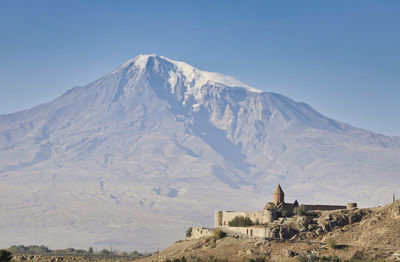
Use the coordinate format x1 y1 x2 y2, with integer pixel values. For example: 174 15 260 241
273 184 284 205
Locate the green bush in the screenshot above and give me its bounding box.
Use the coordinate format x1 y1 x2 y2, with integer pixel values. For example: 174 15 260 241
0 250 12 262
213 229 226 240
8 245 87 255
228 215 253 227
8 245 52 254
99 249 110 255
296 205 306 216
276 206 290 217
186 227 192 237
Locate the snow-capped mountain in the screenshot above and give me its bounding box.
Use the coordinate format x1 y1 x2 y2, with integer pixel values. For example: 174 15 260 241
1 55 399 250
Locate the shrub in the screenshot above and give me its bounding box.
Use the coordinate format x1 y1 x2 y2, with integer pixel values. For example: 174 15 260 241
326 238 337 249
255 219 260 225
186 227 192 237
9 245 52 254
99 249 110 255
0 250 12 262
296 205 306 216
213 229 226 240
276 206 290 217
228 216 253 227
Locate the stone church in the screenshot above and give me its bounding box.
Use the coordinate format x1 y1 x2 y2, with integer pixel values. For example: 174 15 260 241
214 184 356 227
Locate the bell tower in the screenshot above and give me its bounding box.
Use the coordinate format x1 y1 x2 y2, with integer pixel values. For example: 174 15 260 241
273 184 284 206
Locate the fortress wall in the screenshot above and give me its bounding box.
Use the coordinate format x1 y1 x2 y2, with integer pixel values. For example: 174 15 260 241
221 226 268 238
190 226 270 239
303 204 346 211
245 211 271 224
265 210 277 222
347 203 358 209
218 211 269 226
214 211 223 227
189 227 213 239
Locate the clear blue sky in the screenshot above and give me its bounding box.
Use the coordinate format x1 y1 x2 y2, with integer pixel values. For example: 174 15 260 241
0 1 399 136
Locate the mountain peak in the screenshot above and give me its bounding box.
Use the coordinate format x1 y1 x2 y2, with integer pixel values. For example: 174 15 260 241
113 54 263 94
114 54 158 72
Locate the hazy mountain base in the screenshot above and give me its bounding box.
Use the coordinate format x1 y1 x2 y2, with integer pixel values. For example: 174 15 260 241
1 55 400 250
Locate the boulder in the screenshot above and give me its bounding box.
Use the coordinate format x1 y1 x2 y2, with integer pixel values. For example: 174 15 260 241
315 227 323 236
278 226 297 239
391 206 400 219
268 227 280 238
254 240 264 247
282 249 297 257
349 211 363 223
308 224 318 231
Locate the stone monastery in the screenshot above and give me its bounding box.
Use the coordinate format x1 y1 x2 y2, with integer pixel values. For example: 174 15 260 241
189 184 357 239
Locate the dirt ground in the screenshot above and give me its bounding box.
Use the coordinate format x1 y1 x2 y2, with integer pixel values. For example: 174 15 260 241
135 236 399 262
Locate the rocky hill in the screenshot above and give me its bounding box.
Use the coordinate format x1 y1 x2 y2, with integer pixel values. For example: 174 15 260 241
137 200 400 261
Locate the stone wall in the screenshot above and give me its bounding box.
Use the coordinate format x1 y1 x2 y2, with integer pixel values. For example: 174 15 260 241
303 204 346 211
189 227 213 239
215 210 276 227
347 202 357 209
221 226 268 238
214 211 223 227
188 226 270 240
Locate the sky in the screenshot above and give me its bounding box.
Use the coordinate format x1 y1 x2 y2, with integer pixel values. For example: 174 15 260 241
0 1 399 136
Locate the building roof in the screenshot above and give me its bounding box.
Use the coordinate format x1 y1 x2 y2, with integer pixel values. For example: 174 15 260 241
264 202 276 210
273 184 284 195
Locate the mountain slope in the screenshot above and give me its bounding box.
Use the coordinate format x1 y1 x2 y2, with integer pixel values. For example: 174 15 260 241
0 54 399 250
